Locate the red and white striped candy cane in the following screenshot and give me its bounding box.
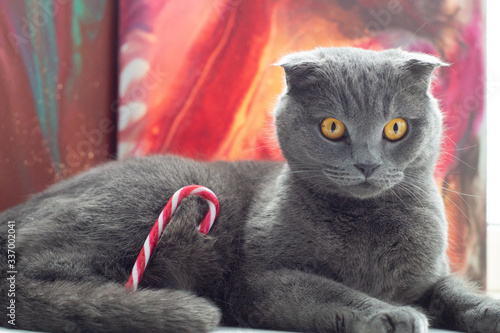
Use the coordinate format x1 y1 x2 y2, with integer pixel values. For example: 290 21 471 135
125 185 219 291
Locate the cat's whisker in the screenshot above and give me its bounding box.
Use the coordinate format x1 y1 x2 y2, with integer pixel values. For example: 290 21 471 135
453 145 477 151
439 186 484 199
404 174 478 215
399 180 431 203
405 180 473 227
399 187 422 208
398 183 425 208
313 182 334 200
406 171 482 206
401 183 425 207
439 178 479 197
296 177 329 200
390 187 409 210
455 145 477 151
441 133 464 151
286 173 332 196
401 180 429 197
287 171 320 176
438 180 473 210
440 151 476 170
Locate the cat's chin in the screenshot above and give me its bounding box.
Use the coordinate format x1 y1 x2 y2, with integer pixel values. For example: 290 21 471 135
336 181 393 199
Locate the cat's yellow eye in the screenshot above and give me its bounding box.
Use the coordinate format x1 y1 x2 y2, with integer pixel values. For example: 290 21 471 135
321 118 346 140
384 118 407 141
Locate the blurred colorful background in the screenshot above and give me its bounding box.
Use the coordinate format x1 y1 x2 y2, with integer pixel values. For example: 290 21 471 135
0 0 486 285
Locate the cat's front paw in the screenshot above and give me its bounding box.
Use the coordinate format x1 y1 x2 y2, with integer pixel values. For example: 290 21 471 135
360 306 428 333
463 299 500 333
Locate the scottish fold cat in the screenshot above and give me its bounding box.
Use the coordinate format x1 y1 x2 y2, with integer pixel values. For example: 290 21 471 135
1 47 499 333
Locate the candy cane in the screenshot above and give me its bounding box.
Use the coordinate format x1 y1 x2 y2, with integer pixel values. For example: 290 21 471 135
125 185 219 291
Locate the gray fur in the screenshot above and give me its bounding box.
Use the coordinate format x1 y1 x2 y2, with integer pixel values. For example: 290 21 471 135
1 47 498 333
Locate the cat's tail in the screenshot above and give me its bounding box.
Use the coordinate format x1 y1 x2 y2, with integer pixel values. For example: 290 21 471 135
0 277 221 333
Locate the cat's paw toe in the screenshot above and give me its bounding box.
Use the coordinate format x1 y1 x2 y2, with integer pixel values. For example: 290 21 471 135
363 306 428 333
464 300 500 333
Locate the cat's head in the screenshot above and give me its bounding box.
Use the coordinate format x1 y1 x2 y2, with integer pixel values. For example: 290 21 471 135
274 47 447 199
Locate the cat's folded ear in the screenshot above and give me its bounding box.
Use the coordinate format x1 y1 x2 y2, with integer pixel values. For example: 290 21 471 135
274 54 326 92
401 52 450 82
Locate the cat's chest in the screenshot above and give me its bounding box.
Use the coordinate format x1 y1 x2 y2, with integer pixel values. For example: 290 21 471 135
275 206 444 301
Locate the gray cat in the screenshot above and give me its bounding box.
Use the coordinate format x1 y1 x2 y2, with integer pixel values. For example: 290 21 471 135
1 47 499 333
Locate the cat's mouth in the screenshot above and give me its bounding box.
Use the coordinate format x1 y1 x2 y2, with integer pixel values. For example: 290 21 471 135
359 181 371 189
322 169 403 198
343 179 391 198
322 171 378 188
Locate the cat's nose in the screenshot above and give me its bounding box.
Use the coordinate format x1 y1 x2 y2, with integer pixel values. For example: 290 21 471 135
354 163 381 179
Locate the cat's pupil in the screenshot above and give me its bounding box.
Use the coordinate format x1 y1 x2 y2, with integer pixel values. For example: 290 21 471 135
330 123 336 132
393 123 399 133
